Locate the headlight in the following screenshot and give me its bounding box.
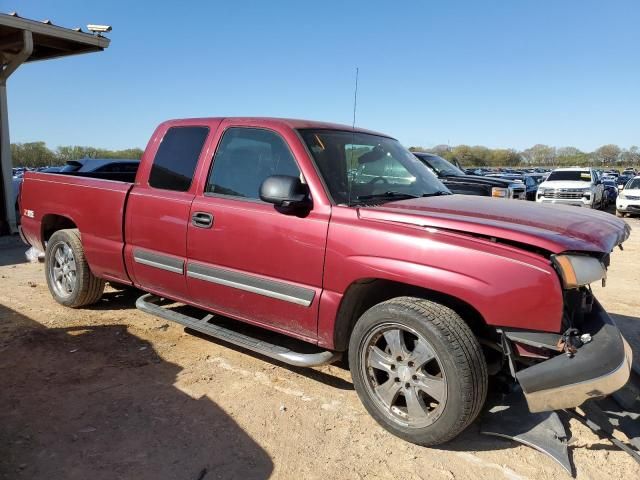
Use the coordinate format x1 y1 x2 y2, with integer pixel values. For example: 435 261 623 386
552 254 606 289
583 188 591 197
492 187 509 198
619 193 626 200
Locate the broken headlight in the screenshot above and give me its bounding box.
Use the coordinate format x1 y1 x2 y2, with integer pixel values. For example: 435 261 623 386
552 254 606 289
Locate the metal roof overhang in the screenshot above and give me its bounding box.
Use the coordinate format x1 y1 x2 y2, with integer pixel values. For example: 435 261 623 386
0 13 110 234
0 13 109 63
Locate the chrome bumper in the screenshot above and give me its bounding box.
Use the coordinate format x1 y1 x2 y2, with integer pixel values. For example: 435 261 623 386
516 301 632 413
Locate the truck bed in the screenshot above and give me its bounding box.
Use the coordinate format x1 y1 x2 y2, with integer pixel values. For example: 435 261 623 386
19 172 134 284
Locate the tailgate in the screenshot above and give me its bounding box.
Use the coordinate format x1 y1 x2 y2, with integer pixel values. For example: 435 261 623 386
20 172 133 284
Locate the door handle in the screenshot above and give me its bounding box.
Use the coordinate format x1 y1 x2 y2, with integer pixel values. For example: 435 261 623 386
192 212 214 229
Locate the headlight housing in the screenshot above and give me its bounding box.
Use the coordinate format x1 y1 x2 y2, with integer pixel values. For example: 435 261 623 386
492 187 510 198
619 193 626 200
552 254 606 289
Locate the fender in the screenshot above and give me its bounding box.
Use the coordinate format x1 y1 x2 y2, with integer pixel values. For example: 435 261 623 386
317 207 564 349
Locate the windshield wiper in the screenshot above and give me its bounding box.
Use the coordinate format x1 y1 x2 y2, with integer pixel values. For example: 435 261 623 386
422 191 452 197
356 191 421 201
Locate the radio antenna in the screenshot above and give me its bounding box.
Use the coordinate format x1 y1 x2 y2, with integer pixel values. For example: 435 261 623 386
348 67 359 207
352 67 359 128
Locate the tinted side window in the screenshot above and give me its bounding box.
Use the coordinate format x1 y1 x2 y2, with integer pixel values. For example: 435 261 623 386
206 127 300 200
149 127 209 191
96 162 139 173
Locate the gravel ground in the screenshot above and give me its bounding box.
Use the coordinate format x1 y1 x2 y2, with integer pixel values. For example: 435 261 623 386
0 215 639 480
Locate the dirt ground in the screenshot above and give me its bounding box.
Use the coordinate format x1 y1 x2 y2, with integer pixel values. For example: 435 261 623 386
1 215 639 480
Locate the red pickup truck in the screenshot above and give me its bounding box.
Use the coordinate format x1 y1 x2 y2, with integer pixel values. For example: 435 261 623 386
19 118 632 446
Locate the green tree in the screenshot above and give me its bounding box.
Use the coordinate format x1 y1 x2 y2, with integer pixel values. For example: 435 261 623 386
522 144 556 166
594 144 621 166
11 142 56 168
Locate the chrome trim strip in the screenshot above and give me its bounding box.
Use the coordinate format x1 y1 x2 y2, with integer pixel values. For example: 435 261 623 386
133 249 184 275
186 263 315 307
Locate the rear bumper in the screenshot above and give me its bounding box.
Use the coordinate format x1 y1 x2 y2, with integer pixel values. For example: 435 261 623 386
516 300 632 413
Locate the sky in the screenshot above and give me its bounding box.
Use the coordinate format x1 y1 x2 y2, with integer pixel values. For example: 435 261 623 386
4 0 640 151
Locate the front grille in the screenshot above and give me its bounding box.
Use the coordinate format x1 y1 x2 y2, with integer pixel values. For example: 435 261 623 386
624 195 640 200
511 188 526 199
543 189 586 200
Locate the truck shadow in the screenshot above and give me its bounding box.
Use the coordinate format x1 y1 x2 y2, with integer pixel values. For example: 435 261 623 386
0 235 28 267
0 303 274 480
90 289 354 391
610 313 640 371
84 290 639 464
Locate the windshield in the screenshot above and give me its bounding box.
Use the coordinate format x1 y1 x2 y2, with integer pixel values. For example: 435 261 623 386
299 130 449 205
417 154 464 176
527 176 544 185
626 178 640 189
618 176 632 185
547 170 592 182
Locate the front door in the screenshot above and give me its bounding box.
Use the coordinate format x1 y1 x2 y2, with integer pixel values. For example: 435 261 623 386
186 126 330 341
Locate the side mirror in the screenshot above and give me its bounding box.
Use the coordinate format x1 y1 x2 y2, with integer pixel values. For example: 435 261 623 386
260 175 310 209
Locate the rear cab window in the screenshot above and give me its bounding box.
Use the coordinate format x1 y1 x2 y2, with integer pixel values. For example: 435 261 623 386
149 126 209 191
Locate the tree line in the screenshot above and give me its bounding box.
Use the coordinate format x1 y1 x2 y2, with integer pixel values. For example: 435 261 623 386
11 141 144 168
11 140 640 169
409 144 640 168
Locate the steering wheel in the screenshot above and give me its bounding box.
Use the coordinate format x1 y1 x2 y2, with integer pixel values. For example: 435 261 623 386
367 176 389 185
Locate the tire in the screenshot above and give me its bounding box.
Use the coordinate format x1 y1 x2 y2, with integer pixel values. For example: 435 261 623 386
349 297 487 446
616 210 624 217
45 229 105 307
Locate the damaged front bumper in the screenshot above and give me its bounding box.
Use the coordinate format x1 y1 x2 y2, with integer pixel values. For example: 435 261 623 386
515 300 632 413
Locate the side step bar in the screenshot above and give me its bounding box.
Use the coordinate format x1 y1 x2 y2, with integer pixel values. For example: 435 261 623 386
135 294 341 367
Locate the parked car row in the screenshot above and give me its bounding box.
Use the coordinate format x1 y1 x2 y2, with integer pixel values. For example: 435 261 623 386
414 156 639 217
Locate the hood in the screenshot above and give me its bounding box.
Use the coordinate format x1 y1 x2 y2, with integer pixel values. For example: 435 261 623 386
358 195 630 254
442 174 514 188
621 188 640 196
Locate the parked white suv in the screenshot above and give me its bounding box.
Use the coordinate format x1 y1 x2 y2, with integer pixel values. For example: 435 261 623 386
536 167 604 208
617 176 640 217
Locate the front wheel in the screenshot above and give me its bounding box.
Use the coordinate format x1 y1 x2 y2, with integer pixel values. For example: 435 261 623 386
349 297 487 446
45 229 105 307
616 210 624 217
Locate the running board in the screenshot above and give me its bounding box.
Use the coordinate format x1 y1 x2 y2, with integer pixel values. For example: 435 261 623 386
135 294 341 367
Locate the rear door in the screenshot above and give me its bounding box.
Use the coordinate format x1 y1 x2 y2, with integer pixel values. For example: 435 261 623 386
124 123 215 301
186 124 330 341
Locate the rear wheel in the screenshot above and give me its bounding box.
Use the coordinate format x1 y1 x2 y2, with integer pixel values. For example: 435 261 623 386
45 229 105 307
349 297 487 446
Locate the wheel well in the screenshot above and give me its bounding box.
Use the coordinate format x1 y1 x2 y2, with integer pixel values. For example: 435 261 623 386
333 279 490 351
41 214 77 244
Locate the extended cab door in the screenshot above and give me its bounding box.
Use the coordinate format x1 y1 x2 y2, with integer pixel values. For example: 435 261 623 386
186 123 330 342
124 121 218 301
